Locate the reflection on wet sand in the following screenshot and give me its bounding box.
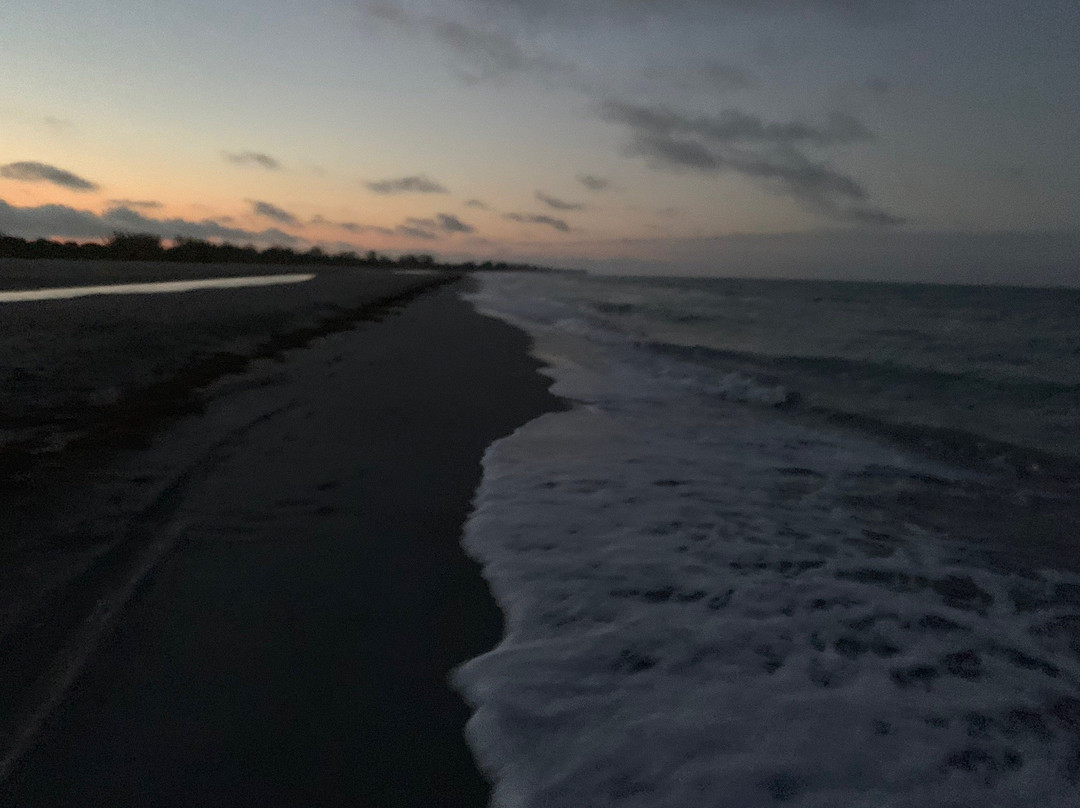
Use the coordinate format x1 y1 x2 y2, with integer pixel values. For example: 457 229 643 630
0 274 315 303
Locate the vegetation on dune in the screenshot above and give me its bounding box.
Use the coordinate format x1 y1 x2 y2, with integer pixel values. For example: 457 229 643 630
0 231 547 272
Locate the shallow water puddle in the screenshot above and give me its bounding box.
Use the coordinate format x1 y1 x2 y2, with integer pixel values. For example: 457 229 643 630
0 273 315 303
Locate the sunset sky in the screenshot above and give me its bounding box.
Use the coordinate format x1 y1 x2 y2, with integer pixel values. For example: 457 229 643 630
1 0 1078 279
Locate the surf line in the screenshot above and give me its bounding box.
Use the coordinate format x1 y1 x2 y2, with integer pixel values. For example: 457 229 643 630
0 273 316 303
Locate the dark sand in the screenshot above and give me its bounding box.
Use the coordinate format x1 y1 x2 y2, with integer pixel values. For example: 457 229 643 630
0 260 447 470
0 270 561 805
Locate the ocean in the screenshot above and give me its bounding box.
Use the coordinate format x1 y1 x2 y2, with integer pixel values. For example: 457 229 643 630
456 271 1080 808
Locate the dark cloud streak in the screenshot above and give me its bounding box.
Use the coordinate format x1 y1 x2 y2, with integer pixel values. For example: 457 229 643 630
107 199 162 210
600 101 873 148
399 213 475 237
366 175 448 194
310 214 395 236
223 151 282 170
437 213 474 233
599 100 903 225
504 212 571 232
369 3 576 82
251 200 300 226
535 191 584 211
0 161 98 192
396 224 439 240
577 174 612 191
643 59 754 93
464 0 938 25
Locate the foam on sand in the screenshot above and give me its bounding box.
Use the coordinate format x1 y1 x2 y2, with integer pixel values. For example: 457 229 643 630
457 273 1080 808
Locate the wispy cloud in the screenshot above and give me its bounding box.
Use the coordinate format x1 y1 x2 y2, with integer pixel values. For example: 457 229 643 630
464 198 488 209
0 161 98 192
107 198 162 210
366 174 448 194
443 0 934 25
310 214 395 236
398 212 476 239
0 198 301 245
643 59 754 93
397 222 440 240
223 151 282 170
535 191 584 211
250 200 300 226
600 101 873 148
42 116 75 132
369 4 576 83
598 100 903 224
432 19 532 80
437 212 474 233
577 174 613 191
504 212 571 232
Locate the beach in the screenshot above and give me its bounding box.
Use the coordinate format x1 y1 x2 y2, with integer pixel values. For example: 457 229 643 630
4 262 1080 807
0 262 561 805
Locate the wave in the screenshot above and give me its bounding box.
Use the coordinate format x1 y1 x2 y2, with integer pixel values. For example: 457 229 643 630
468 273 1080 488
645 341 1080 400
641 342 1080 487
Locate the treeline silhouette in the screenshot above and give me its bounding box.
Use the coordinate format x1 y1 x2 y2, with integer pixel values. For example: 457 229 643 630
0 231 547 272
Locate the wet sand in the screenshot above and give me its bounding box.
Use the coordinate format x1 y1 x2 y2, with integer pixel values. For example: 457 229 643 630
0 271 561 805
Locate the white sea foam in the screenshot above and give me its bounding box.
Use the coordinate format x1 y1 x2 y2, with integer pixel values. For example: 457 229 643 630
459 273 1080 807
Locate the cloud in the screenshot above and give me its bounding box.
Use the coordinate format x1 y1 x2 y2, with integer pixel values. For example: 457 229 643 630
366 174 448 194
342 222 395 235
457 0 936 25
107 199 162 210
0 198 300 245
251 200 300 226
0 161 98 192
42 116 75 132
310 214 395 235
504 212 571 232
600 101 873 148
397 224 439 240
464 199 488 209
437 213 475 233
535 191 584 211
223 151 282 170
577 174 612 191
598 100 903 224
643 59 754 93
368 4 575 83
397 213 475 237
432 19 531 79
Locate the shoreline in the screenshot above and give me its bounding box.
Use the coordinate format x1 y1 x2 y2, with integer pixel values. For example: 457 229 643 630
1 275 563 804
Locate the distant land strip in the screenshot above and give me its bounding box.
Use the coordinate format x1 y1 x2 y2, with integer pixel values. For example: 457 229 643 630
0 231 550 273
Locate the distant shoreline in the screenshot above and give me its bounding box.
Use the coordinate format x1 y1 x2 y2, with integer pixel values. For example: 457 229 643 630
0 231 557 274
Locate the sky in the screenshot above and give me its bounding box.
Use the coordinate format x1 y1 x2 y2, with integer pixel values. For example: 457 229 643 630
1 0 1078 282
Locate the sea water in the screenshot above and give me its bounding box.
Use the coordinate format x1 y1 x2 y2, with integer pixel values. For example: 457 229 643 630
456 272 1080 808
